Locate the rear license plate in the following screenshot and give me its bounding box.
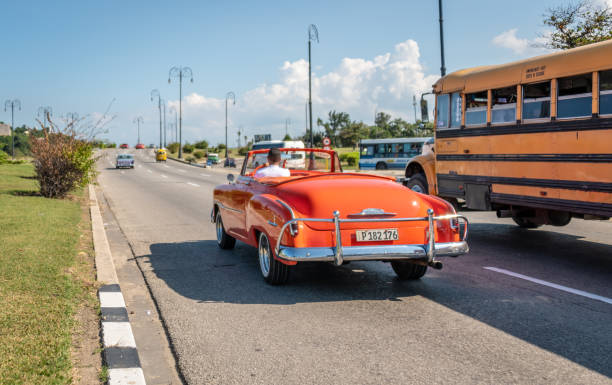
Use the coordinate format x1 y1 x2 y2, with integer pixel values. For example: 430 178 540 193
356 229 399 242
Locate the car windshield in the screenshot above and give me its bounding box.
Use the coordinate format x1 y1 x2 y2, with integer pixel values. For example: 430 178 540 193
243 149 341 175
117 155 133 159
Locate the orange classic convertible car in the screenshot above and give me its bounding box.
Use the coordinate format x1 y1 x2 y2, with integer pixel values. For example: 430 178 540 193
212 148 469 284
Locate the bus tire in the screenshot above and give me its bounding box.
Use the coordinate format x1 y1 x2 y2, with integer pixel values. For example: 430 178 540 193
406 173 429 194
375 162 387 170
512 215 542 229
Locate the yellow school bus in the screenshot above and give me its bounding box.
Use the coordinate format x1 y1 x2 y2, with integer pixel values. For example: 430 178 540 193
405 39 612 227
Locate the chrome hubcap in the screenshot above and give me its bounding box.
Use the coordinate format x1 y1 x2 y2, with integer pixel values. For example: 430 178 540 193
258 234 270 277
216 214 223 243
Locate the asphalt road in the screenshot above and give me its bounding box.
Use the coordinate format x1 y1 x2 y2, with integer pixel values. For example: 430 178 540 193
97 149 612 385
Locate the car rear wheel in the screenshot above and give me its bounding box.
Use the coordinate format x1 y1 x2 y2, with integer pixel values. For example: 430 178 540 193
216 212 236 249
391 261 427 280
375 162 387 170
405 173 429 194
258 232 289 285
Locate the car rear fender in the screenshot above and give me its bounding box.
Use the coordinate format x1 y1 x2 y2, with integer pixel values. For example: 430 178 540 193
248 194 298 265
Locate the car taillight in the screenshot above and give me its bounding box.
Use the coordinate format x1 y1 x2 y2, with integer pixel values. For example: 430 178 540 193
450 217 459 231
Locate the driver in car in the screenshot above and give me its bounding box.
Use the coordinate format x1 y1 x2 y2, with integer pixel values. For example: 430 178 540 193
254 148 291 178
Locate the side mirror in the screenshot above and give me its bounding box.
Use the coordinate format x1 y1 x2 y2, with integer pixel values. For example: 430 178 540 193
420 98 429 122
227 174 235 183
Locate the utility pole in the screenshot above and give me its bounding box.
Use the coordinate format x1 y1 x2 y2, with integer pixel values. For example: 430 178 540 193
308 24 319 148
225 91 236 161
169 66 193 158
438 0 446 77
133 116 143 144
150 89 162 148
4 99 21 160
285 118 291 138
412 95 417 123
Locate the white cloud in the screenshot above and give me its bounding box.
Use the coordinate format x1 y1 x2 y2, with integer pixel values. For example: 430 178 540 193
167 39 438 145
492 28 550 56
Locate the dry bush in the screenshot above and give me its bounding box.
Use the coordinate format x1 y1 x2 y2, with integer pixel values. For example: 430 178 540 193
30 112 108 198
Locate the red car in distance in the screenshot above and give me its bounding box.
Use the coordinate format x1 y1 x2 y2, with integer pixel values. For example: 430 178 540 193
135 143 145 149
120 143 129 149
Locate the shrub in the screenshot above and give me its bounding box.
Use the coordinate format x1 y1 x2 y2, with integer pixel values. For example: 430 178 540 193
106 143 117 148
167 142 179 153
193 150 205 159
30 133 96 198
0 150 8 164
346 154 358 166
217 143 226 150
194 140 208 149
238 146 250 156
183 143 194 154
185 155 195 163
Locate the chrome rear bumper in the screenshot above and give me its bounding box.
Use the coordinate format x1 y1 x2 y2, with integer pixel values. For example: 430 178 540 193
275 210 469 266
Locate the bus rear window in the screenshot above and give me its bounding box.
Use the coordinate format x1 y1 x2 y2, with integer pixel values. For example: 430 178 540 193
558 73 592 119
523 82 550 120
466 91 487 126
600 70 612 115
491 86 517 124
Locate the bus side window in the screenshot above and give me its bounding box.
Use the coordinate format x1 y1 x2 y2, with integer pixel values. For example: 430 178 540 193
601 70 612 115
436 94 450 129
523 81 551 121
466 91 488 126
491 86 517 124
558 73 592 119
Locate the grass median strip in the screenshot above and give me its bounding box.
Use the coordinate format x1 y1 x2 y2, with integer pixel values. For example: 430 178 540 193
0 163 100 384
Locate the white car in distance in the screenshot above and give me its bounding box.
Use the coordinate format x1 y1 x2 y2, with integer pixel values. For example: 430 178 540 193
116 154 135 169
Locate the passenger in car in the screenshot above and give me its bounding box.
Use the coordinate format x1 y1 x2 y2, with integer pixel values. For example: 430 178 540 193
254 148 291 178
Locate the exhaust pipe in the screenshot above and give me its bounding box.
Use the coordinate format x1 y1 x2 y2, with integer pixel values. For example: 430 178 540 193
428 260 443 270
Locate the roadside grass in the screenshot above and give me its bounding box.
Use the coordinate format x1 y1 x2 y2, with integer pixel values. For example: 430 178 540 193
0 163 99 384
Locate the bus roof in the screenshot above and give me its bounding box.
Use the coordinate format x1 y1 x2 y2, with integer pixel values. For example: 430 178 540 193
359 137 432 145
434 39 612 94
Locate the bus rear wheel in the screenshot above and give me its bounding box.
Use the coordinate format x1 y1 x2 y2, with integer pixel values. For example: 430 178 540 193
375 162 387 170
405 173 429 194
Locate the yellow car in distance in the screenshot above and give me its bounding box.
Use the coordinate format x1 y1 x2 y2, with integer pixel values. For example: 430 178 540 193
156 148 167 162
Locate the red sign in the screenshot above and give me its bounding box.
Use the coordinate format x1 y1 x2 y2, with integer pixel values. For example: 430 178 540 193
322 137 331 146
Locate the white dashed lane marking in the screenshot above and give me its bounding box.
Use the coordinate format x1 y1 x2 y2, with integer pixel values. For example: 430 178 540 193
484 266 612 305
161 174 168 178
147 169 152 173
177 169 186 173
187 182 200 187
201 173 210 177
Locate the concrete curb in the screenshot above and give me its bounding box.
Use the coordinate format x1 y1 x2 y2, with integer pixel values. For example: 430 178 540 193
89 184 146 385
167 156 207 168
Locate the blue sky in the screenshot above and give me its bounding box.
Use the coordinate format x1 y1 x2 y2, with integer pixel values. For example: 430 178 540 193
1 0 578 146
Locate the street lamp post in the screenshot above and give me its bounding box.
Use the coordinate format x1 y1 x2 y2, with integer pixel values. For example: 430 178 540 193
162 100 167 148
169 66 193 159
4 99 21 160
133 116 143 144
285 118 291 138
169 106 178 143
225 91 236 160
438 0 446 77
308 24 319 148
37 106 52 128
150 90 162 149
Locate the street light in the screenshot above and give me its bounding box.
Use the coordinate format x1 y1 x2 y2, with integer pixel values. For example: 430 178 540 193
150 89 162 149
438 0 446 76
4 99 21 160
169 106 178 143
308 24 319 148
162 100 167 148
225 91 236 160
133 116 143 144
37 106 52 128
168 66 193 158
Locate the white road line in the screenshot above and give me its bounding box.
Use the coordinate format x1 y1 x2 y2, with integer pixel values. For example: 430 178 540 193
187 182 200 187
161 174 168 178
177 169 186 173
201 173 210 177
99 291 126 308
484 266 612 305
102 322 137 347
147 169 152 173
164 164 169 168
120 171 125 175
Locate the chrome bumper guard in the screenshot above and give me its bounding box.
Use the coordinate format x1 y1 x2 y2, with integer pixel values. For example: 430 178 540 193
275 209 469 266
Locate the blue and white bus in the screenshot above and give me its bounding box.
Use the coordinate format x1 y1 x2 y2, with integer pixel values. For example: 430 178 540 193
358 137 433 170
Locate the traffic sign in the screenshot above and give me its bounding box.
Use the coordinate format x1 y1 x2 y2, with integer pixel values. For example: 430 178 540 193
322 137 331 146
323 145 331 150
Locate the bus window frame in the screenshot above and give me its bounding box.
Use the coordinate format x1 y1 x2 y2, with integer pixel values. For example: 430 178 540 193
556 73 593 120
599 69 612 117
465 90 488 128
522 81 552 123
